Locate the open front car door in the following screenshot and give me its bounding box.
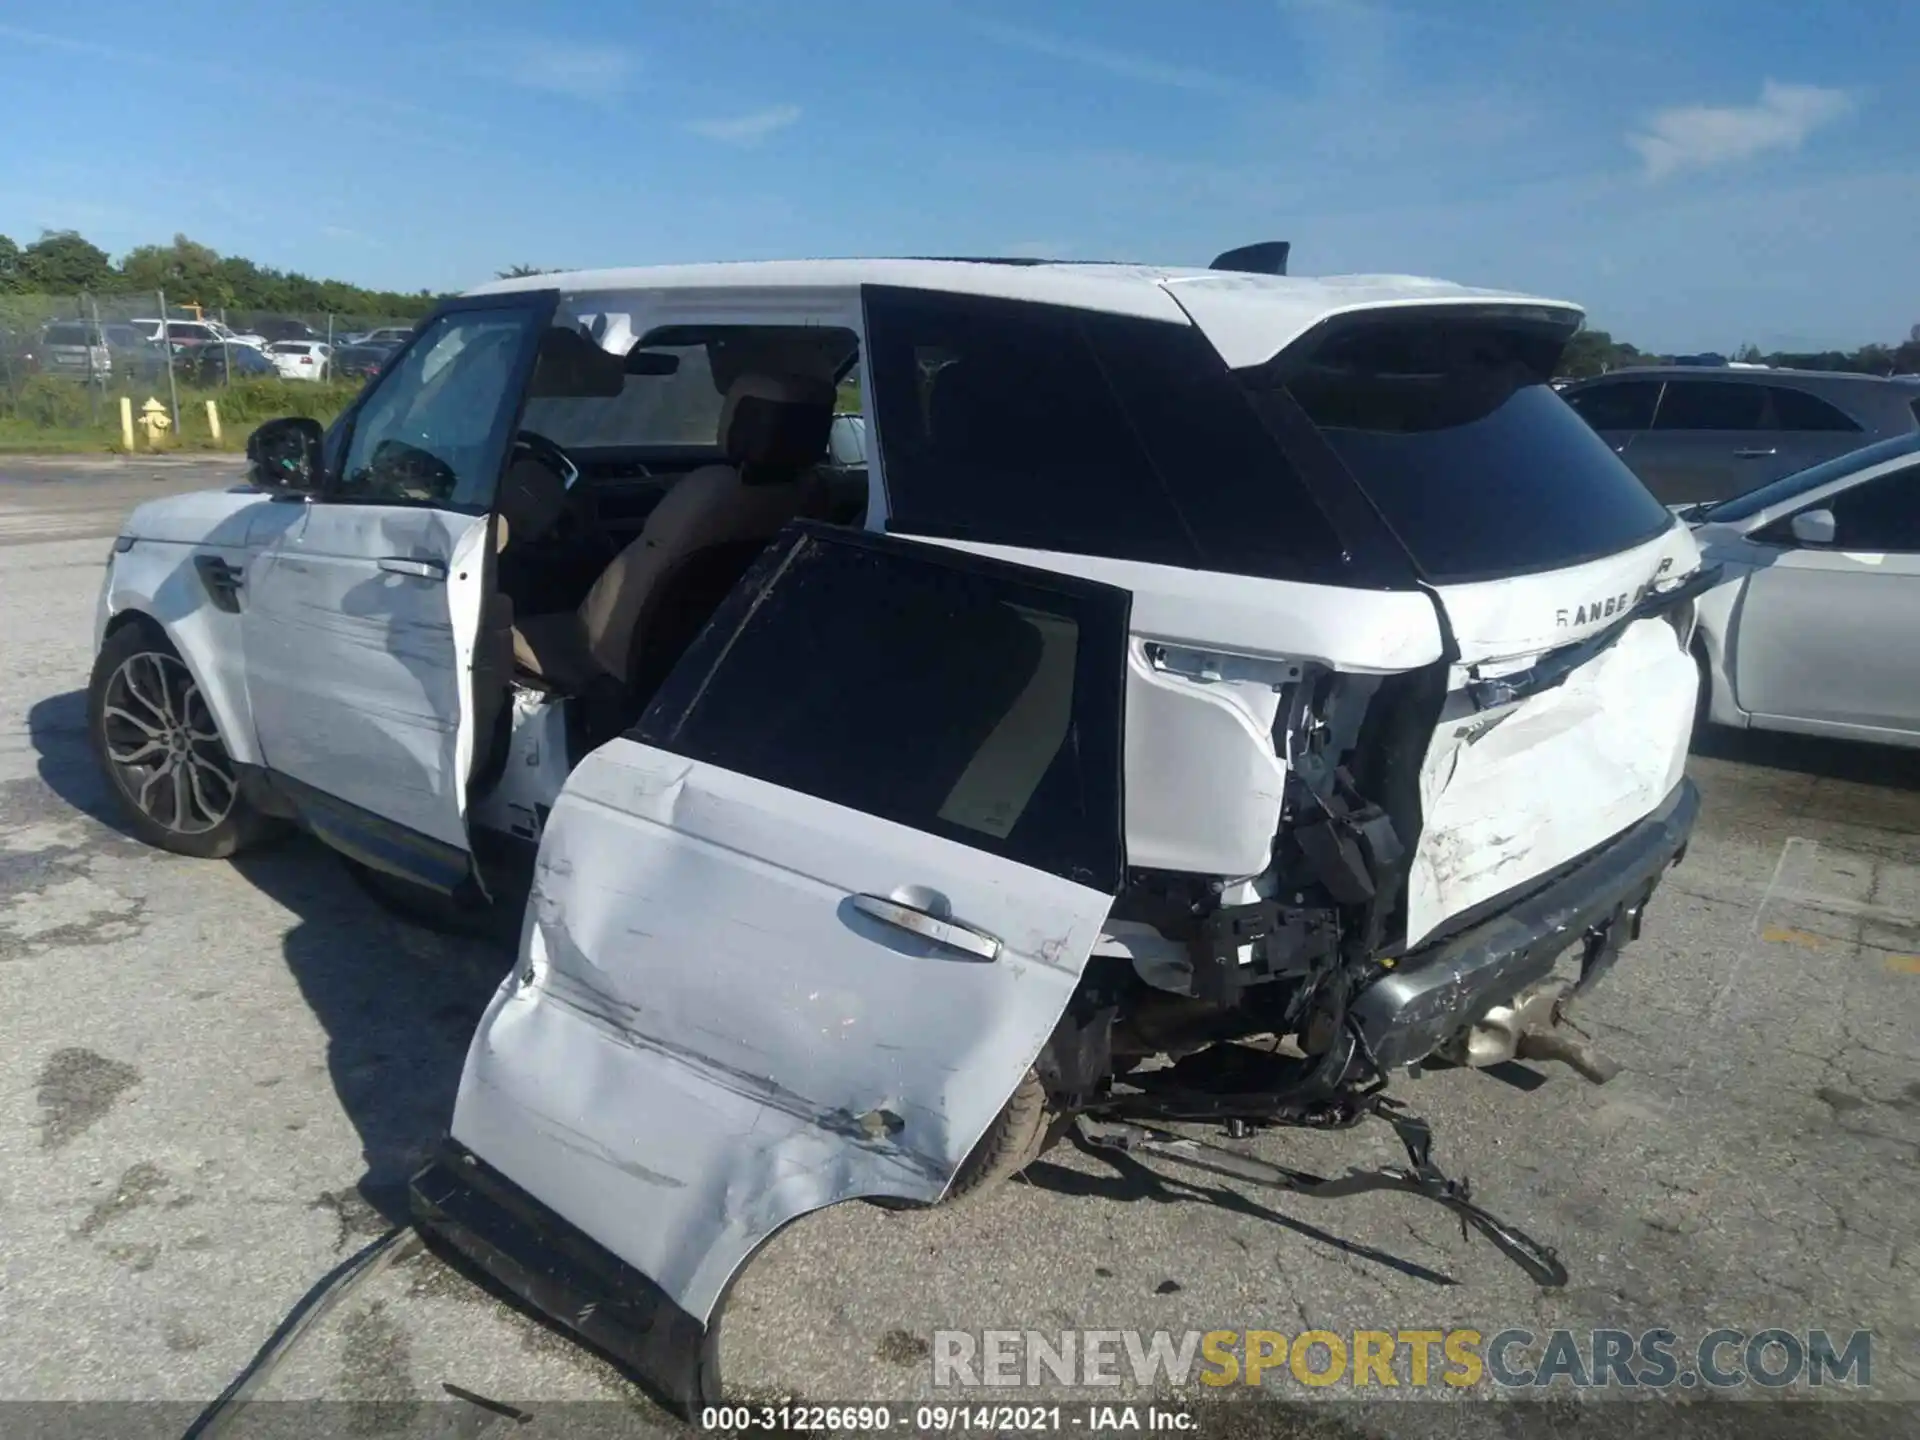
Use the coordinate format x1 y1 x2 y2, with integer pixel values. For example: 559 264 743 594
415 523 1132 1410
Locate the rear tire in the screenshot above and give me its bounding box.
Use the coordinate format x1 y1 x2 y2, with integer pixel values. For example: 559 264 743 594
942 1068 1057 1205
87 621 275 859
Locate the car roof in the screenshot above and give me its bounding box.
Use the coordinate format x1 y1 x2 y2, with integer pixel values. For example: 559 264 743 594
465 258 1580 370
1570 366 1904 385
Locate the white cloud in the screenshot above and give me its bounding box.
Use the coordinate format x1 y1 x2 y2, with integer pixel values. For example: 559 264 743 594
965 17 1252 97
686 105 802 144
1628 80 1854 181
511 41 635 104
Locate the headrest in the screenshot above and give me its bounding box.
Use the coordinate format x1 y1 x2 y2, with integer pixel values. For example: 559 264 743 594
720 371 835 474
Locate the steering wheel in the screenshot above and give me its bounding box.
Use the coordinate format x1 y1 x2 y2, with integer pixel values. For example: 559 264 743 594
508 430 605 550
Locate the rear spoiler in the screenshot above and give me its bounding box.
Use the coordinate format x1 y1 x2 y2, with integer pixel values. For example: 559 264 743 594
1210 241 1290 277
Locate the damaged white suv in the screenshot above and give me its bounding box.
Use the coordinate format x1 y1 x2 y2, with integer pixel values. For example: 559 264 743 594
89 251 1708 1408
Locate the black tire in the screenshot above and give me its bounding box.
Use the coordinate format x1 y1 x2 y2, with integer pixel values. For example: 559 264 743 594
1692 641 1714 737
88 620 276 859
943 1068 1057 1205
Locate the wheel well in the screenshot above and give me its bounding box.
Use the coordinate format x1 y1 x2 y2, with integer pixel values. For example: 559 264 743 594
103 608 163 643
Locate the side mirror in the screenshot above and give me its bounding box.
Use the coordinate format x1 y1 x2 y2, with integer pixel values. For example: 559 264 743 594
1789 508 1836 546
247 416 325 495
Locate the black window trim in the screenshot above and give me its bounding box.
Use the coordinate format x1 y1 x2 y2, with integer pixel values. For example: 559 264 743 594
320 289 561 517
631 520 1131 894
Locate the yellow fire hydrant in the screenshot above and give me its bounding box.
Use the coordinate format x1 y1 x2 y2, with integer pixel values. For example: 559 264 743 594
138 397 171 449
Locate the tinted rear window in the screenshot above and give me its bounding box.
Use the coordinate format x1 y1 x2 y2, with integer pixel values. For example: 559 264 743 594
1248 313 1675 583
863 286 1380 587
44 324 95 346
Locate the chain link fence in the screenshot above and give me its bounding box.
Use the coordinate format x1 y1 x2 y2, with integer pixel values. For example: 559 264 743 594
0 291 420 451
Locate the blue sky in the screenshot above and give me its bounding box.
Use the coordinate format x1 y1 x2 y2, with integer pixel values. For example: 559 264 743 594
1 0 1914 351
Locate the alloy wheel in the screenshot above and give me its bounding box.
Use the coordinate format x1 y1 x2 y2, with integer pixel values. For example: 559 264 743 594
99 651 236 835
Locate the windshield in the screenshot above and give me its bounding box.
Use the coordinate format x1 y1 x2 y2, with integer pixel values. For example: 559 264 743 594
1701 433 1920 524
1248 312 1675 583
518 341 724 448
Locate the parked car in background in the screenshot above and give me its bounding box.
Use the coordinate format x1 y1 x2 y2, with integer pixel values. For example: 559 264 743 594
1561 366 1920 505
38 321 112 379
250 316 324 344
101 324 170 382
330 337 399 380
345 324 415 348
266 340 333 380
1688 433 1920 746
129 318 270 351
174 341 277 384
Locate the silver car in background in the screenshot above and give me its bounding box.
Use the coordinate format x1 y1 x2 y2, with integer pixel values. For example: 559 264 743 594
1688 432 1920 746
1563 366 1920 505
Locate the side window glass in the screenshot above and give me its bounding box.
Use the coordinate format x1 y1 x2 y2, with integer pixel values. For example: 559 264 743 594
863 286 1349 580
1828 463 1920 551
338 307 542 508
1768 386 1862 433
636 531 1127 890
1566 381 1659 431
1652 381 1768 431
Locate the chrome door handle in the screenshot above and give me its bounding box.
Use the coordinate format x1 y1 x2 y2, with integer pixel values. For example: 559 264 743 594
377 556 447 580
1733 448 1777 459
852 894 1001 961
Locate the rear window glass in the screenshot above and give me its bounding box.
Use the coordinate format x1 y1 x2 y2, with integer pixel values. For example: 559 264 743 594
1565 379 1660 431
1767 385 1861 433
1653 380 1767 430
1252 313 1675 583
44 324 95 345
863 287 1361 586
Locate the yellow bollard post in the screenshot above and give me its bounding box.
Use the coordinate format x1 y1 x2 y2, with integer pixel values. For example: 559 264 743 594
205 399 222 444
119 396 135 451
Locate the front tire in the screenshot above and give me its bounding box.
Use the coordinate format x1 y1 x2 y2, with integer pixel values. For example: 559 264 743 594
87 621 273 859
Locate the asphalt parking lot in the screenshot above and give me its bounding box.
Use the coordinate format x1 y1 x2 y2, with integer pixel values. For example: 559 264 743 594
1 457 1916 1438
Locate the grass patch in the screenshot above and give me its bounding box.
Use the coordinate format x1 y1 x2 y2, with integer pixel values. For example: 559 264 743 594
0 375 362 455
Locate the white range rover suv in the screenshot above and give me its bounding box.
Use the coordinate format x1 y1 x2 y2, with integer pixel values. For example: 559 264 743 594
88 252 1708 1407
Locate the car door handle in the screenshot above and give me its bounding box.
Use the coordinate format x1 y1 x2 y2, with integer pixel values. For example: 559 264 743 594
377 556 447 581
851 894 1001 962
1733 448 1777 459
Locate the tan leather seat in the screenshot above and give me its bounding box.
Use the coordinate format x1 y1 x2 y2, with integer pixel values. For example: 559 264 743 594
511 370 835 691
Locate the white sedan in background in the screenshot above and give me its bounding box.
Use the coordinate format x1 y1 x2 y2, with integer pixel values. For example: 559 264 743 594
265 340 332 380
1687 433 1920 746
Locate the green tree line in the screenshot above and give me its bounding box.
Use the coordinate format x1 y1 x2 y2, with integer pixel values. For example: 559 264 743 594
2 227 1914 374
1555 328 1920 379
0 229 442 318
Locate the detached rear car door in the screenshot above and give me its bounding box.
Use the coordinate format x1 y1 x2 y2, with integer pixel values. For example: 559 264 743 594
420 523 1130 1409
240 293 555 883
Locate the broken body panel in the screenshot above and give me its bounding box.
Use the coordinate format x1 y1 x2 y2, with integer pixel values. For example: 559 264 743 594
448 524 1134 1359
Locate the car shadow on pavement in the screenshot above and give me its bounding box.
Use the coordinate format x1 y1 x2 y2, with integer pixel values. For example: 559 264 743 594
28 687 514 1232
1692 725 1920 789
